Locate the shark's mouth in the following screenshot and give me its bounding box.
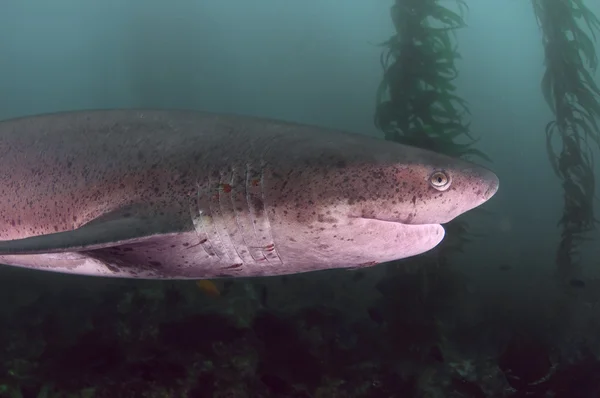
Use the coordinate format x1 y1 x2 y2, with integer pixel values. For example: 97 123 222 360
357 217 446 244
394 222 446 255
348 217 446 262
357 215 444 229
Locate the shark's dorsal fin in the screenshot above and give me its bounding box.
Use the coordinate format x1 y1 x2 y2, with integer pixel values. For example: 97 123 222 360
0 208 190 255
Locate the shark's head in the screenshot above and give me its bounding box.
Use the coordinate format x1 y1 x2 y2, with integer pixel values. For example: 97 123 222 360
342 145 499 227
265 133 499 272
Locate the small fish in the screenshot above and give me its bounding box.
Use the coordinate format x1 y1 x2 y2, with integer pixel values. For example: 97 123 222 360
196 280 220 297
499 264 512 271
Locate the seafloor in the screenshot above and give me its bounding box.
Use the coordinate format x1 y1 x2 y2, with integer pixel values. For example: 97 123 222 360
0 258 598 398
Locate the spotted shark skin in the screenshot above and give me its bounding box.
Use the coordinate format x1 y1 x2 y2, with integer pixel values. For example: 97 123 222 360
0 109 498 279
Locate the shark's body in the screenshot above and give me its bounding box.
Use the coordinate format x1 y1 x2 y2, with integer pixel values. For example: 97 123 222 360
0 109 498 279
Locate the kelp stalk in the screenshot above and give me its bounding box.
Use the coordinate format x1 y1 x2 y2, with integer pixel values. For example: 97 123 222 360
532 0 600 283
375 0 486 259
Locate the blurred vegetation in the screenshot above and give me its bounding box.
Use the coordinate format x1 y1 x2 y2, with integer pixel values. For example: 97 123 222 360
372 0 493 388
375 0 489 264
3 2 600 396
531 0 600 285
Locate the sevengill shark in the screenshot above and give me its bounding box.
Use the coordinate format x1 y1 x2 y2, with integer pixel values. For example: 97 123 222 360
0 109 498 278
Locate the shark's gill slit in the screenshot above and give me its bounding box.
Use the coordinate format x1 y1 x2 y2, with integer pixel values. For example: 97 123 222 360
230 165 260 265
259 164 282 265
195 176 227 260
227 166 254 266
245 163 282 266
215 168 245 267
191 182 218 259
207 172 236 263
243 163 271 264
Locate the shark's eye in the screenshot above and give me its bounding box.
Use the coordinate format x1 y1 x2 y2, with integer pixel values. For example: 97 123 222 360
429 171 451 191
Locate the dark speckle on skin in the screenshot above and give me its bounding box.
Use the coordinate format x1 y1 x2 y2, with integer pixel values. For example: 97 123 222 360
0 109 496 280
371 170 384 180
317 214 337 223
104 262 120 273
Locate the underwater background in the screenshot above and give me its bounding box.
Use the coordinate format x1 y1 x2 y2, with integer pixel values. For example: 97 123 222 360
0 0 600 396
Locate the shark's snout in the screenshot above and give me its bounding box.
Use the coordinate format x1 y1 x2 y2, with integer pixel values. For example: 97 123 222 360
461 165 499 204
481 169 500 202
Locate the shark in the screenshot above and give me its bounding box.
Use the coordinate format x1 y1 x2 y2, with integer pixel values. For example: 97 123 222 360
0 109 498 279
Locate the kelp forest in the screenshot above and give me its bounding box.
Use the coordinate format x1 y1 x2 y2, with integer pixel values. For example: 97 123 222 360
532 0 600 290
376 0 600 396
1 1 600 397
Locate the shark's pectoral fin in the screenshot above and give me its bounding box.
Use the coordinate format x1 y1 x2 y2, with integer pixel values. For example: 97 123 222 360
0 210 192 255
